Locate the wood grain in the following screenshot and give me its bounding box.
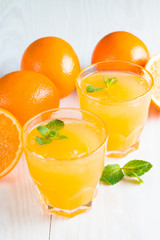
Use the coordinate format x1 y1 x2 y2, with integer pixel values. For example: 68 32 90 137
0 0 160 239
0 154 50 240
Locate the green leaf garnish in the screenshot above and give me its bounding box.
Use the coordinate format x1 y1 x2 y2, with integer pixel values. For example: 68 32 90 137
53 135 68 140
48 130 57 138
100 164 124 185
104 77 118 88
100 160 152 185
46 119 64 131
35 137 52 145
37 126 50 137
86 77 118 93
122 160 152 183
35 119 68 145
86 85 105 93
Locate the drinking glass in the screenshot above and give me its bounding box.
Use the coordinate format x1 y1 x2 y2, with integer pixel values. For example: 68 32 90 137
23 108 107 217
76 61 154 158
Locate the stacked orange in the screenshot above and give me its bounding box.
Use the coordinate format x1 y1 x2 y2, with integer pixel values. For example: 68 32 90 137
91 31 150 66
0 37 80 178
21 37 81 98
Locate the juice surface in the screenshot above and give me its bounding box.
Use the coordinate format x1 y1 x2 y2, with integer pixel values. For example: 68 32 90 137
77 70 151 157
81 71 149 101
27 119 101 159
25 118 105 214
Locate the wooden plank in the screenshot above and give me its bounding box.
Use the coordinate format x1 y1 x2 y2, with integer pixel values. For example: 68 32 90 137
50 119 160 240
0 154 50 240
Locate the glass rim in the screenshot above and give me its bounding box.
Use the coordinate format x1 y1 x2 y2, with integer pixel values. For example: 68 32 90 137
76 60 154 104
23 108 108 162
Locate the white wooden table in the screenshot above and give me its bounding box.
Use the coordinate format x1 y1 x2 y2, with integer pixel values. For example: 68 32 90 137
0 0 160 239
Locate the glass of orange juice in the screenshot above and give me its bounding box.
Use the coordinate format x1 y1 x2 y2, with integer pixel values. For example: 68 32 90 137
76 61 154 158
23 108 107 217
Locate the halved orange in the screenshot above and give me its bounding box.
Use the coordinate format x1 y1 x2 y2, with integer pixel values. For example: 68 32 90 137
0 108 23 178
145 52 160 110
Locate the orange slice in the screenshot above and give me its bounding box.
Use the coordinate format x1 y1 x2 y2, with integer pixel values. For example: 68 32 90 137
0 108 23 178
145 53 160 110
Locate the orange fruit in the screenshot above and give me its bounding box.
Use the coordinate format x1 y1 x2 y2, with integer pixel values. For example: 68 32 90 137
145 53 160 110
0 71 60 125
21 37 81 98
91 31 150 67
0 108 22 178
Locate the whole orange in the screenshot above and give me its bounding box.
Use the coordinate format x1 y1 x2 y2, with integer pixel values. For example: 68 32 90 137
91 31 150 67
0 71 60 125
21 37 81 98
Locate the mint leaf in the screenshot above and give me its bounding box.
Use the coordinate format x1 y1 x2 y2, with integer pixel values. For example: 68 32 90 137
35 136 52 145
46 119 64 131
36 119 68 145
122 160 152 182
104 77 118 88
123 160 152 177
53 135 68 140
37 126 50 137
48 130 57 138
86 85 105 92
100 164 124 185
86 77 118 93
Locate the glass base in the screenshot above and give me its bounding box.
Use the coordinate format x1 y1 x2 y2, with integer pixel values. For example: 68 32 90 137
46 201 92 218
107 140 139 158
36 185 98 218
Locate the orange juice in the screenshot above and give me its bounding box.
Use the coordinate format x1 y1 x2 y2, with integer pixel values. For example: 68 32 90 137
76 61 153 157
80 72 149 101
23 109 107 217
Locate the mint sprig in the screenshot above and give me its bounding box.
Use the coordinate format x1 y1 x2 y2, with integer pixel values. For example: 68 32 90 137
86 77 118 93
100 160 152 185
35 119 68 145
100 164 124 185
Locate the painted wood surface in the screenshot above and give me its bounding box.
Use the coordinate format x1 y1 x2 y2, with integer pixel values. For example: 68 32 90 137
0 0 160 239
